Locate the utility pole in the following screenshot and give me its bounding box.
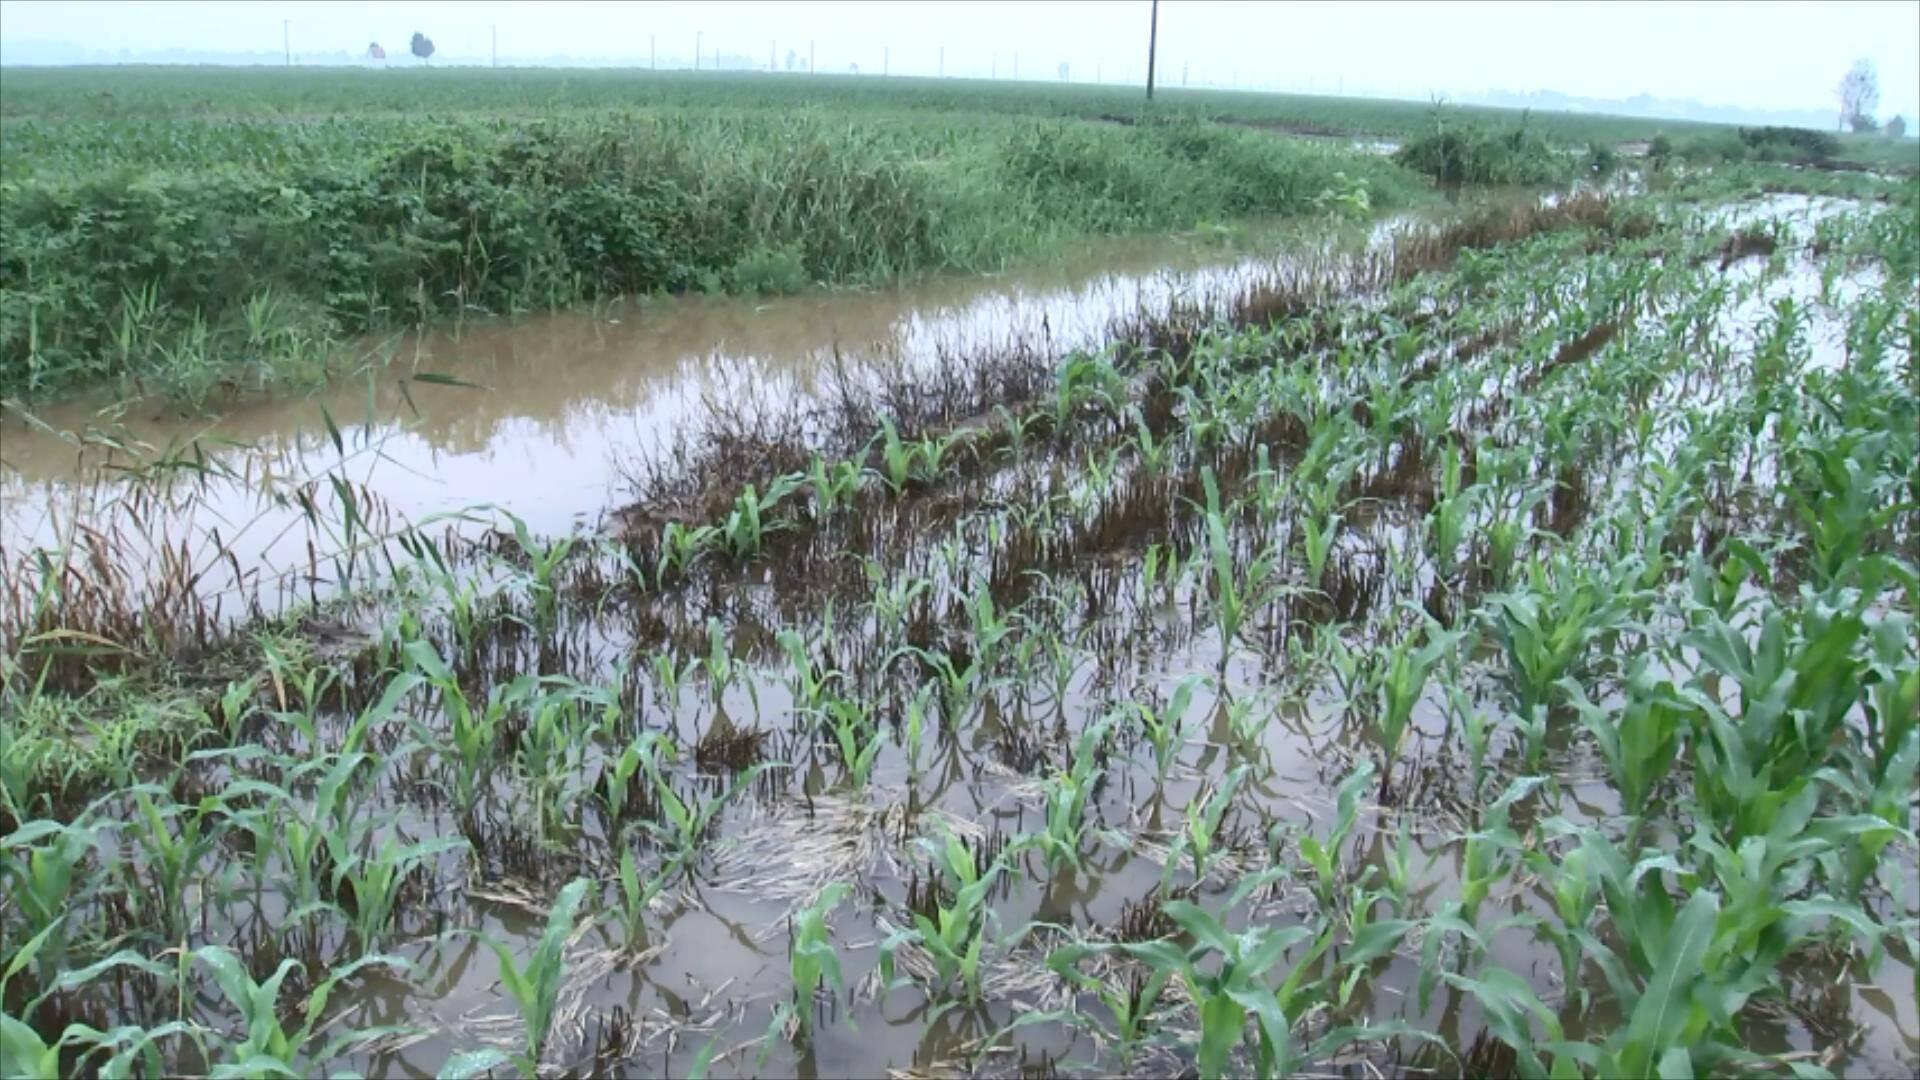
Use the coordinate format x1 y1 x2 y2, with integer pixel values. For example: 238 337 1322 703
809 39 815 73
491 24 497 68
992 54 997 78
1182 60 1188 87
771 41 776 72
1096 61 1101 84
938 47 944 78
883 47 888 76
1013 52 1019 79
695 31 701 71
283 19 290 66
651 35 656 69
1145 0 1158 100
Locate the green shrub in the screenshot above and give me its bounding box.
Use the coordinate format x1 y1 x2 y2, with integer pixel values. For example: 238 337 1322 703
720 245 811 295
1738 125 1841 163
1394 118 1566 186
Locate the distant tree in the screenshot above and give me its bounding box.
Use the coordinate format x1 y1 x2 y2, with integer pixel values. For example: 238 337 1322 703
1057 61 1069 81
785 48 798 71
1836 58 1878 131
367 42 385 64
1850 113 1880 134
1888 115 1908 138
410 32 435 65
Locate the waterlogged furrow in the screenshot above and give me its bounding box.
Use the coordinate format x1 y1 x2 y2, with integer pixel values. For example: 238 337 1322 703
2 190 1916 1079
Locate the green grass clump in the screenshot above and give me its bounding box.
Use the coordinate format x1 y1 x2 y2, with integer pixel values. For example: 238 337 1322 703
1393 119 1568 186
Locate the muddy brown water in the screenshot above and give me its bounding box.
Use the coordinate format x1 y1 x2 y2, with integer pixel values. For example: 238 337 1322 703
0 222 1388 617
4 194 1914 1078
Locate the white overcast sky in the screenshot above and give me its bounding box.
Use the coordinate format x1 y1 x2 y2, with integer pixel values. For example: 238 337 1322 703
3 1 1917 116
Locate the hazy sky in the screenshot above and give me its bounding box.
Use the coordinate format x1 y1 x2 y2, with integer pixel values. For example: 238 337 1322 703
4 0 1917 117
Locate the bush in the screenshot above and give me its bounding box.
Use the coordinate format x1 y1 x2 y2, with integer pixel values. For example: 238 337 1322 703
1737 126 1841 163
1394 120 1567 186
1676 131 1751 165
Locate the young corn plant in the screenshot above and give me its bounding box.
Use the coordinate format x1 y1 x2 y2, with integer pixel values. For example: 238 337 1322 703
194 948 414 1077
1426 443 1481 582
458 878 591 1077
904 683 934 774
879 832 1006 1002
1174 764 1247 886
776 627 845 717
866 561 931 645
1131 407 1174 475
1128 900 1334 1079
807 454 863 518
1198 468 1282 668
641 752 783 873
403 642 537 817
504 512 577 630
612 844 669 952
1045 941 1171 1061
655 520 719 582
894 644 997 725
772 882 851 1043
334 832 468 948
599 732 671 826
258 751 372 922
1024 714 1118 870
650 648 700 717
1299 761 1375 910
1417 775 1545 1010
1131 674 1206 782
701 616 760 719
1484 556 1635 717
1369 614 1467 799
127 790 226 945
821 695 886 790
1557 661 1688 831
1053 350 1128 432
716 474 802 560
0 819 100 990
870 417 925 496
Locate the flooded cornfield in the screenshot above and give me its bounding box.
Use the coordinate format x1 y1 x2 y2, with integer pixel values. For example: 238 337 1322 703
2 183 1916 1080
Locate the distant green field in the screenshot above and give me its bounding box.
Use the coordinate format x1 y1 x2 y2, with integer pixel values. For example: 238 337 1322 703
0 65 1789 138
4 66 1915 165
